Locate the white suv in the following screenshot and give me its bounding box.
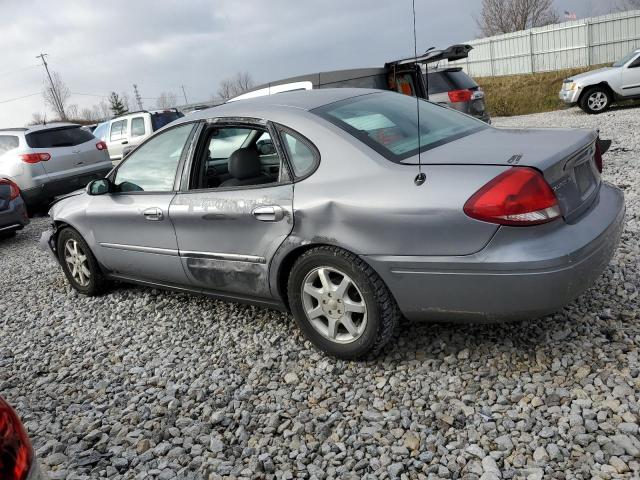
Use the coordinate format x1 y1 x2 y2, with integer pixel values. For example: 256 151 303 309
560 48 640 114
93 109 184 164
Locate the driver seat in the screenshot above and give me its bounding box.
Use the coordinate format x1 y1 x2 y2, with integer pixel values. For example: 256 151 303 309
220 148 271 187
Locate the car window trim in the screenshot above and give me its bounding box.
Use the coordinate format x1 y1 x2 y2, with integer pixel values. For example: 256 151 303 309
106 121 200 195
178 116 292 192
272 123 321 182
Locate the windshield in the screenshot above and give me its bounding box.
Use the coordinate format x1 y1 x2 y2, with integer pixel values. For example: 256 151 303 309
312 92 487 161
613 50 640 67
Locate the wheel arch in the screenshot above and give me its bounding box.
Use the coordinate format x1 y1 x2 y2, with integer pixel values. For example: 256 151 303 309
578 82 615 103
272 239 396 311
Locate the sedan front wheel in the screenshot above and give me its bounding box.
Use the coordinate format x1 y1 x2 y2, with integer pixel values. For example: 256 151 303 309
288 246 399 359
57 228 106 296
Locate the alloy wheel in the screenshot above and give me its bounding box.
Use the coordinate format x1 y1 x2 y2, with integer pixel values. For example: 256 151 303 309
301 266 367 344
587 91 608 111
64 239 91 287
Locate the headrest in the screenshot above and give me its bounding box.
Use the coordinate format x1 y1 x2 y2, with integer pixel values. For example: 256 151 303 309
228 148 261 180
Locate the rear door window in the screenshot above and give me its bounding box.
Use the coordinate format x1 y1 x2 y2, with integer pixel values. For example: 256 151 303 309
131 117 146 137
110 120 128 142
25 127 94 148
0 135 19 155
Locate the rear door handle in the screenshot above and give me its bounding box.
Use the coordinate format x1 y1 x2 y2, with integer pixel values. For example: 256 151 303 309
122 140 128 145
252 205 284 222
143 207 164 221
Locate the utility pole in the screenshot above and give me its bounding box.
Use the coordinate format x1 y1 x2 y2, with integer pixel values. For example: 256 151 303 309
36 52 66 120
180 84 189 105
133 84 144 110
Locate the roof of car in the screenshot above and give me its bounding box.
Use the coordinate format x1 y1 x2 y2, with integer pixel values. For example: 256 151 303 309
184 88 382 122
0 123 80 134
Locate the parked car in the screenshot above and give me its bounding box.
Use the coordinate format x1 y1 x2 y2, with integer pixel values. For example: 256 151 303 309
0 178 29 238
92 109 185 164
0 395 43 479
560 48 640 114
230 44 491 123
0 124 112 211
425 67 489 122
41 89 624 359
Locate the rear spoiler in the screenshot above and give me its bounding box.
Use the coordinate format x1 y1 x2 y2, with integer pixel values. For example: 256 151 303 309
386 44 473 67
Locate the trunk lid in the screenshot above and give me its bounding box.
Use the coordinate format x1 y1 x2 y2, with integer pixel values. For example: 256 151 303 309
402 127 601 221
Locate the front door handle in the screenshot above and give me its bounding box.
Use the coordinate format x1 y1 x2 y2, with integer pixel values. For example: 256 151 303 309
122 140 128 145
143 207 164 221
252 205 284 222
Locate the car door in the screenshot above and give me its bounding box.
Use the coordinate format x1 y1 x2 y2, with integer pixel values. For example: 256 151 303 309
85 122 197 285
107 119 129 161
621 54 640 97
169 120 294 299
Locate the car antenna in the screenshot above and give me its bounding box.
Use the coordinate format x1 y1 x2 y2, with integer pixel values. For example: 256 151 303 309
411 0 426 186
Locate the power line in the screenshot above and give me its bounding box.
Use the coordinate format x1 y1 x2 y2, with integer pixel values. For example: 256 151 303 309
0 64 40 78
0 92 42 104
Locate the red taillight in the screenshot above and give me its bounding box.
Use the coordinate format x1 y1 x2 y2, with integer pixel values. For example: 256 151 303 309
594 141 603 173
0 398 33 480
448 89 473 103
464 167 561 226
0 179 20 201
19 153 50 164
96 141 108 151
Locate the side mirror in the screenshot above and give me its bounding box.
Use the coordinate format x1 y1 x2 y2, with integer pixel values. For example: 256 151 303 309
86 178 113 196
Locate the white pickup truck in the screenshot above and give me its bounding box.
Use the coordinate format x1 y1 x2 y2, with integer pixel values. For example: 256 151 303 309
560 48 640 114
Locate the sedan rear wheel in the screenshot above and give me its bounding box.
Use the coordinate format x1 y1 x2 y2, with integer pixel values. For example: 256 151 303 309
288 246 399 359
57 228 106 296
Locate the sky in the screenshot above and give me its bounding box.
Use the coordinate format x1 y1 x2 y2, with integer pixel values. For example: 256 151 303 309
0 0 624 128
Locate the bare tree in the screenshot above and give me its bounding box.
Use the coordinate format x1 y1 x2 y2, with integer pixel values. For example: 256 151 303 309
217 72 256 101
156 91 177 109
29 112 46 125
67 104 79 120
42 71 71 120
617 0 640 10
475 0 559 37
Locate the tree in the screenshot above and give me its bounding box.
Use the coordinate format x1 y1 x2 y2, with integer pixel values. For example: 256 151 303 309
108 92 129 116
475 0 559 37
42 71 70 121
156 91 177 109
29 112 46 125
217 72 256 101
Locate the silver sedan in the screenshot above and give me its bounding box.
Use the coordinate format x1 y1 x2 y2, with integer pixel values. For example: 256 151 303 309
41 89 625 359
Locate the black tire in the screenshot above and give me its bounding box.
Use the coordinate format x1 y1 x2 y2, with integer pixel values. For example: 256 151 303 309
579 87 612 114
287 246 399 359
56 227 107 296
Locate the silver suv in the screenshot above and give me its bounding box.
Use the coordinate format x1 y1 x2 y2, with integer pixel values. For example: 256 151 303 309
0 123 112 210
560 48 640 114
92 109 185 164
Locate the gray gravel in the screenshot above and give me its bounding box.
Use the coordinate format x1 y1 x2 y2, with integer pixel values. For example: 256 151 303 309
1 105 639 479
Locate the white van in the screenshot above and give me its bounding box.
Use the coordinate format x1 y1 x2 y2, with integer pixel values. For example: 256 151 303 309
92 109 184 164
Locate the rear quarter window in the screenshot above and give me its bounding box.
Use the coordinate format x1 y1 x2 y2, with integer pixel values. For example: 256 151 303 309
0 135 19 155
26 127 94 148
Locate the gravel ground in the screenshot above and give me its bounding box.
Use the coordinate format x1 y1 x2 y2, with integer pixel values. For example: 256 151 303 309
1 105 639 480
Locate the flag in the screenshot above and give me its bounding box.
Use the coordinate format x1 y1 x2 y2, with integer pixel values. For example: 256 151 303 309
564 11 577 20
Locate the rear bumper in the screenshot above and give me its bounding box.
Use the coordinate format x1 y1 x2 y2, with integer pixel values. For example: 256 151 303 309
365 183 625 322
0 196 30 232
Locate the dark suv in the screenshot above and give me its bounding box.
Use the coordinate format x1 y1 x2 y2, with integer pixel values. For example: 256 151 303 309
229 45 490 123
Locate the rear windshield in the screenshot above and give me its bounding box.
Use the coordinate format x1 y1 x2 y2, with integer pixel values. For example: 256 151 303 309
312 92 486 161
26 126 94 148
0 135 19 155
151 111 185 131
426 70 477 94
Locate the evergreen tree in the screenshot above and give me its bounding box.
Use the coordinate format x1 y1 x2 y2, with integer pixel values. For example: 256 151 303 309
108 92 129 116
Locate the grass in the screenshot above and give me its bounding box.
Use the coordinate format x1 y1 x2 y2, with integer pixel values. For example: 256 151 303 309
476 65 609 117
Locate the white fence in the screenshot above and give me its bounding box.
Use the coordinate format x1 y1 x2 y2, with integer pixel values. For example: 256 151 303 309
446 10 640 77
